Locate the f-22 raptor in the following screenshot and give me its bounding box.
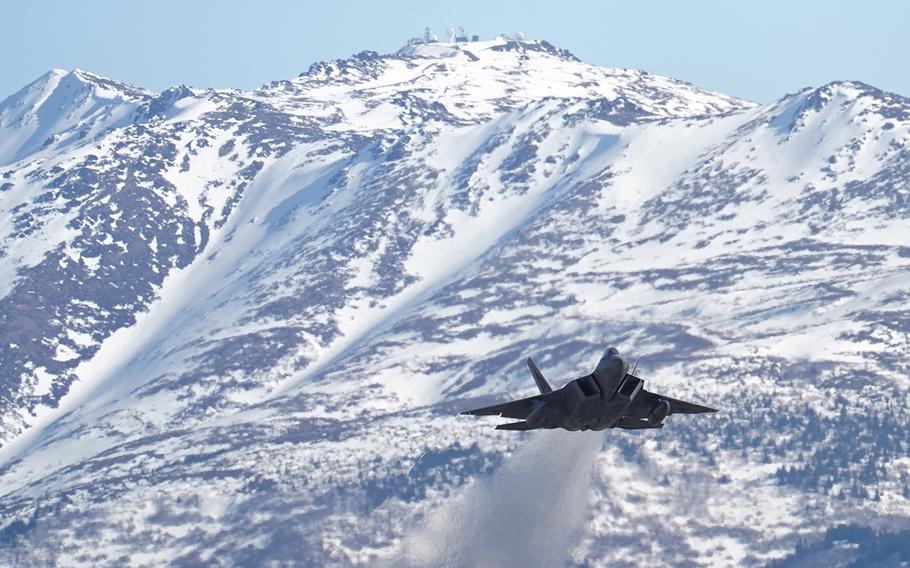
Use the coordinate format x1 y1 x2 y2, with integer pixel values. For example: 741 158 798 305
462 347 717 431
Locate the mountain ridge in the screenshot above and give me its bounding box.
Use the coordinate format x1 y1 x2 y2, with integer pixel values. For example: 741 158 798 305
0 37 908 566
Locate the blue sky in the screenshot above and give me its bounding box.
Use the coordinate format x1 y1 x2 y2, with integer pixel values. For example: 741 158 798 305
2 0 907 103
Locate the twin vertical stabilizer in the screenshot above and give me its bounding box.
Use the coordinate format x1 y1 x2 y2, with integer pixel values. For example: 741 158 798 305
527 357 552 394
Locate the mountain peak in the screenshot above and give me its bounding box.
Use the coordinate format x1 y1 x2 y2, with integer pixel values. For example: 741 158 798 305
61 68 154 99
0 34 908 568
299 37 584 83
286 37 752 128
787 80 910 107
769 80 910 136
37 68 69 84
0 68 152 166
396 36 579 62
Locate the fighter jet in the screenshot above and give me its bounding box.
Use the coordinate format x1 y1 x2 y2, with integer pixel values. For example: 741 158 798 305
461 347 717 431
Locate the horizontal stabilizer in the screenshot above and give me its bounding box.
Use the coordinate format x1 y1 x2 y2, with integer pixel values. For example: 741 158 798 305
495 421 537 431
663 396 718 415
636 389 719 415
461 395 539 419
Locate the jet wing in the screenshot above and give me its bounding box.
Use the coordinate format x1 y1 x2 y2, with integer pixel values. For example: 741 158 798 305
460 394 542 419
637 388 718 415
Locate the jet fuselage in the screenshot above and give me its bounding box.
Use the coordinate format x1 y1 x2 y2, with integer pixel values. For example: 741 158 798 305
528 349 640 431
462 347 716 431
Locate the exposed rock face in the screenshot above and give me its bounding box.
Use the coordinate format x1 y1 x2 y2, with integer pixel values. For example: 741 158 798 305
0 38 907 566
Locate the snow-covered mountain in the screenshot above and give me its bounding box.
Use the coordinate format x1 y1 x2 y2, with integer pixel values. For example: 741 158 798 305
0 37 908 566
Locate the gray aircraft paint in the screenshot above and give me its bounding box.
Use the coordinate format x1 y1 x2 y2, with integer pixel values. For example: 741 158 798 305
462 348 717 431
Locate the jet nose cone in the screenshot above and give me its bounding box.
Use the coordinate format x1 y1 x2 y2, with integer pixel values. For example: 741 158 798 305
606 347 620 356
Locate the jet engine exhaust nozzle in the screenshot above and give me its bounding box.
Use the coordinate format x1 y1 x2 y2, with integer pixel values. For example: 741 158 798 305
647 399 671 426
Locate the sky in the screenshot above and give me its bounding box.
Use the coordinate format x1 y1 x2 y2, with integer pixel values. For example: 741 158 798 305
2 0 907 104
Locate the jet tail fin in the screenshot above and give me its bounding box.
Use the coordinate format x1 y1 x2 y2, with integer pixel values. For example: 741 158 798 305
527 357 552 394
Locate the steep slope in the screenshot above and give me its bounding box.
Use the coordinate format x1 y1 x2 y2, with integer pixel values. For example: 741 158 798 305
0 38 908 567
0 81 317 443
0 69 153 166
0 38 749 446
